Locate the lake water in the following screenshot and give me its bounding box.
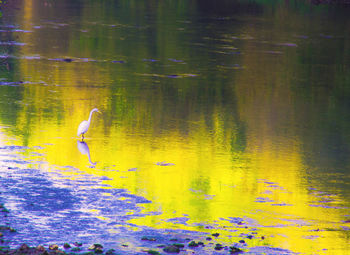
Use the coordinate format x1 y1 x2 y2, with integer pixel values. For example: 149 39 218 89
0 1 350 254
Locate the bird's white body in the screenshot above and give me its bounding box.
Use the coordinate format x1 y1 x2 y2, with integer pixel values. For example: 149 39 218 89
77 120 90 136
77 108 100 139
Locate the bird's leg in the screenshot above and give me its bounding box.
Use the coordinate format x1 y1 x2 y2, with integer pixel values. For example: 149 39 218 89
81 134 85 141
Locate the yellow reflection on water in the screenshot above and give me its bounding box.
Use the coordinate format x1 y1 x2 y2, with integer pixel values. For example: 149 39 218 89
5 99 349 254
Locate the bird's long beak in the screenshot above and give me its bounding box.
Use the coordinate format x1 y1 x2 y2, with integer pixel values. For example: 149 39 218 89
97 110 101 114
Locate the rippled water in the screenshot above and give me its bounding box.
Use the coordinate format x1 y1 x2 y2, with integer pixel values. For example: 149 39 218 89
0 1 350 254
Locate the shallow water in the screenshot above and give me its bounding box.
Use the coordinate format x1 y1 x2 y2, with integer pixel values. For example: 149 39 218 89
0 1 350 254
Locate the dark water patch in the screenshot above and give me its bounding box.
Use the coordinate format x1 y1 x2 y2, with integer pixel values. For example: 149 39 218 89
275 42 298 47
143 59 158 62
168 74 197 79
263 50 283 55
41 21 70 29
294 35 309 39
319 34 334 39
230 35 254 40
48 58 75 62
167 74 180 78
137 73 197 79
111 60 125 63
218 64 243 69
168 58 184 63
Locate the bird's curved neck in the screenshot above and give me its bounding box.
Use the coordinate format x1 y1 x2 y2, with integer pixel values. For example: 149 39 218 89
88 110 95 123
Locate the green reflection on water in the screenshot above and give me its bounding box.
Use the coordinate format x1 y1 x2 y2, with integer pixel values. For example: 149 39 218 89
0 0 350 253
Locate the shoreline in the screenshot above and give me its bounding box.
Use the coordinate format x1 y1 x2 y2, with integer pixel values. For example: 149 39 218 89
0 241 244 255
0 202 245 254
0 149 295 255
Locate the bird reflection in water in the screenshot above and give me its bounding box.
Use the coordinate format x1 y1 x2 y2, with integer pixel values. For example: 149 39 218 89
77 141 97 166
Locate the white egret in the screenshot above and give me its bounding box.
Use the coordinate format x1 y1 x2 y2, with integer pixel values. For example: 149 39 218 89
77 108 100 140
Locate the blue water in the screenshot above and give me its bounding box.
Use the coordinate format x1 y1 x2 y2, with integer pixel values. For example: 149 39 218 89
0 145 297 255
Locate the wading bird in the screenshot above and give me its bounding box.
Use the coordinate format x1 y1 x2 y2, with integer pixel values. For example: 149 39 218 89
77 108 100 140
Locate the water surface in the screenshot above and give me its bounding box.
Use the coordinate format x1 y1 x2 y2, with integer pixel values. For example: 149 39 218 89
0 1 350 254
